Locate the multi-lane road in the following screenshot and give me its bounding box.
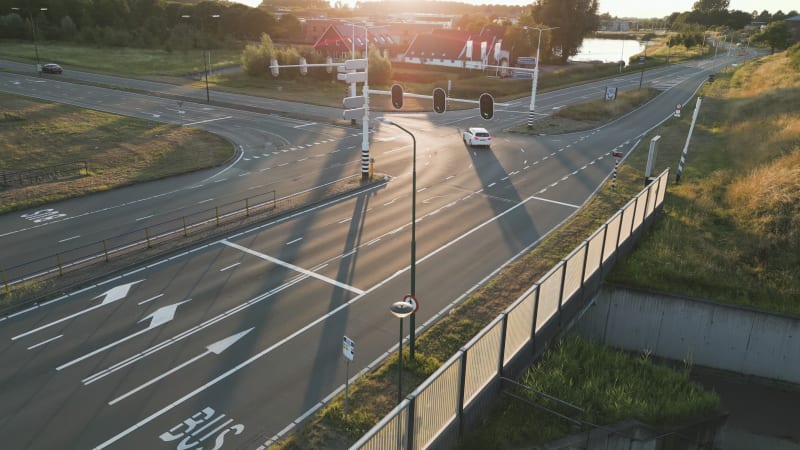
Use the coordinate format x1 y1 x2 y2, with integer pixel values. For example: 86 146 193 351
0 51 747 449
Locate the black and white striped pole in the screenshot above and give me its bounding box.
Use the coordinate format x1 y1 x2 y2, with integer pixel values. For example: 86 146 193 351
612 150 623 189
525 26 559 128
676 97 703 184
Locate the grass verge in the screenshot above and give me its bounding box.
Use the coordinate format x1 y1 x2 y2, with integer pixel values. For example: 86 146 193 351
507 87 660 135
607 46 800 314
0 92 234 214
454 335 720 449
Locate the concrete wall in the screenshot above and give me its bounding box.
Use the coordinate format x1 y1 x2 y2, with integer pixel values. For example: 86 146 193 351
576 285 800 384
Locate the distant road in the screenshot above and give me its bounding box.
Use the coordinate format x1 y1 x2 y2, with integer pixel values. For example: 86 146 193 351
0 49 753 449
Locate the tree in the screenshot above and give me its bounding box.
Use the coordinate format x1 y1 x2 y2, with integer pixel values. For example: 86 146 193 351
692 0 729 13
753 21 790 54
367 43 391 84
530 0 599 63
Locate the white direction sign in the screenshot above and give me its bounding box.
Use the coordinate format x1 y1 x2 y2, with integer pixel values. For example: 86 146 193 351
342 336 355 361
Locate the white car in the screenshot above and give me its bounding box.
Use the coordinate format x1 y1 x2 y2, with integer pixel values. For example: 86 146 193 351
463 127 491 148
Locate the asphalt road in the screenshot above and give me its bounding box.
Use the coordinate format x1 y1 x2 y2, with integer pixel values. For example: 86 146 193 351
0 50 752 449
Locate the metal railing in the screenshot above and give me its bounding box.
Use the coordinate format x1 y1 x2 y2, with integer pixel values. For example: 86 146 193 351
351 168 670 450
1 190 280 296
1 161 88 187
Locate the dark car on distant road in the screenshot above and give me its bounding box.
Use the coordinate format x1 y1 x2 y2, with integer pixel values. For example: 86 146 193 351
41 63 63 74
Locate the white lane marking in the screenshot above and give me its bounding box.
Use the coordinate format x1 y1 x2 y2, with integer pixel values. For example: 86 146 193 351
58 235 81 243
12 280 144 340
214 178 226 183
501 177 509 181
278 163 289 167
383 198 397 206
222 240 364 295
92 186 539 449
298 158 308 162
488 182 496 188
417 187 427 193
183 116 232 126
445 175 454 180
138 294 164 305
197 199 214 204
366 238 380 246
531 196 580 209
238 172 251 177
58 301 190 371
27 335 63 350
135 215 154 221
338 217 352 224
220 262 241 272
293 122 317 128
286 237 303 245
108 328 253 406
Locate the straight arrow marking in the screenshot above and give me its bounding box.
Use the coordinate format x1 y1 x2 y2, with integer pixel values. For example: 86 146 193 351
108 328 253 406
12 280 145 341
56 300 189 371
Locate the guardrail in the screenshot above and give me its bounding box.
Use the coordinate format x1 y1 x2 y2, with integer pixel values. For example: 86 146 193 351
1 161 89 187
351 168 670 450
0 190 279 297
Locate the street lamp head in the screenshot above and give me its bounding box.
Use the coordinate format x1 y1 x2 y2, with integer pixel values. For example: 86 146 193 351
390 301 414 318
211 14 220 18
181 14 191 18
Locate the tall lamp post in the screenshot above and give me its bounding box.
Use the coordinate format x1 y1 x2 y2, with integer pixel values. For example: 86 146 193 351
181 13 220 103
12 6 47 74
389 300 414 404
376 117 418 360
524 26 558 128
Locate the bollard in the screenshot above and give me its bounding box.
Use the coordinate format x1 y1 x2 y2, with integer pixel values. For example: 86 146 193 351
182 217 188 237
145 227 151 248
103 240 109 262
215 207 220 227
245 198 250 217
57 253 64 276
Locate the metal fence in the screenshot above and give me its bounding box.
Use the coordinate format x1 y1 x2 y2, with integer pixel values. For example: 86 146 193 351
351 168 670 450
0 190 279 295
1 161 89 187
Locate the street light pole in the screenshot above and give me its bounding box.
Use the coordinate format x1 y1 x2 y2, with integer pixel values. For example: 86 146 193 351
526 26 558 128
376 117 417 360
389 300 415 405
12 6 47 74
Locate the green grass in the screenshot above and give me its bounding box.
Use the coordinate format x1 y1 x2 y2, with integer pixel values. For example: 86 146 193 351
455 336 719 450
508 87 661 134
0 41 242 76
607 47 800 314
0 92 234 214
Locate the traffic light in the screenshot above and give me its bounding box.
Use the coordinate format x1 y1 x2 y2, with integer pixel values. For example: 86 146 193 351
433 87 446 114
391 84 403 109
479 93 494 120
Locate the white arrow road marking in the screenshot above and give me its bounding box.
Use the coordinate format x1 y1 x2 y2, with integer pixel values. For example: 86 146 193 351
12 280 144 341
57 300 189 371
108 328 253 405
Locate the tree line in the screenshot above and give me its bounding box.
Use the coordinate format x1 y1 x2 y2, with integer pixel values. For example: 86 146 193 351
0 0 300 50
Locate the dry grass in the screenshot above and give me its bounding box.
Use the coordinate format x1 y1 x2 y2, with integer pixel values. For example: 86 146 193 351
610 46 800 312
0 93 233 214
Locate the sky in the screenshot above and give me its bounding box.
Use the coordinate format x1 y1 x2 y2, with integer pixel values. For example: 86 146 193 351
232 0 797 19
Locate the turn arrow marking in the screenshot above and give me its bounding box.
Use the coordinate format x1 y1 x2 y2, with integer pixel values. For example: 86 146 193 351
56 300 190 371
12 280 145 341
108 328 254 405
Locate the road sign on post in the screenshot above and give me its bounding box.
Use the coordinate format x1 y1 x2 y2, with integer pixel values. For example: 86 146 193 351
342 336 355 361
269 59 279 77
343 96 365 109
674 103 682 118
645 135 660 185
344 58 367 70
343 108 365 121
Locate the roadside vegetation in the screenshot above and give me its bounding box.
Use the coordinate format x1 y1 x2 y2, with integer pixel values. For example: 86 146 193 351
0 93 233 214
509 87 661 135
609 43 800 314
455 335 719 449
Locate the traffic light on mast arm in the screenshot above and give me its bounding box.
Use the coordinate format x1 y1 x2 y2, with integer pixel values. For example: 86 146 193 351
391 83 403 109
432 87 446 114
479 93 494 120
